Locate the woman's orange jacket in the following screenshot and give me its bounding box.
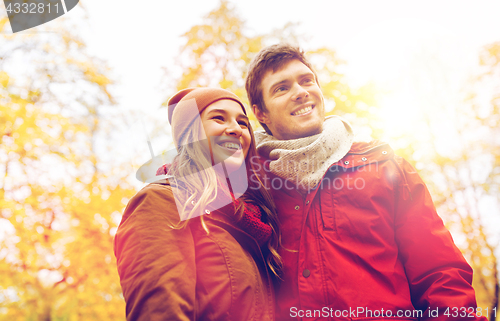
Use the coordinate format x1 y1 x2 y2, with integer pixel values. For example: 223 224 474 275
114 180 275 320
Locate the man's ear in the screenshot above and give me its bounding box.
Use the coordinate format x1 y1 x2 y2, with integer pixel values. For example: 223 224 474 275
252 105 269 124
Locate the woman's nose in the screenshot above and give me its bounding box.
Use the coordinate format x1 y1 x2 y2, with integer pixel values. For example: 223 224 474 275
225 120 242 137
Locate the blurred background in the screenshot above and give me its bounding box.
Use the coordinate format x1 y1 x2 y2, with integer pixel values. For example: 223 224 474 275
1 0 499 319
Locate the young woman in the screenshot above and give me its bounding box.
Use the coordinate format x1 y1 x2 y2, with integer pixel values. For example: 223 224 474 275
114 87 281 321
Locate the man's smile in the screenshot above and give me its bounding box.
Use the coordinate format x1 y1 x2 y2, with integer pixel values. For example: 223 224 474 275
291 104 314 116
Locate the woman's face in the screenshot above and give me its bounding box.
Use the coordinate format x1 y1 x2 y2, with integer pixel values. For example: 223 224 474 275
199 99 251 173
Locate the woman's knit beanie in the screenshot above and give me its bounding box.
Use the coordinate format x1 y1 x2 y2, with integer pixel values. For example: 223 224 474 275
167 88 246 149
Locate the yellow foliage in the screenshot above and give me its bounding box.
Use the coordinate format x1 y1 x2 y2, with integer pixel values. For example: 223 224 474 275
0 72 9 88
0 17 7 33
0 9 132 321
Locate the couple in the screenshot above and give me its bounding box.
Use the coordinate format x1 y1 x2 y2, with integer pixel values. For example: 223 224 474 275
114 44 485 320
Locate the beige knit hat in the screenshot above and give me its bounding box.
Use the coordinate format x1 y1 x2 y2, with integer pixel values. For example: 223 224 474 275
167 88 246 149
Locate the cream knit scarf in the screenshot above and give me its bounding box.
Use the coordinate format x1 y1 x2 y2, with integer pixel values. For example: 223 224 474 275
255 116 354 193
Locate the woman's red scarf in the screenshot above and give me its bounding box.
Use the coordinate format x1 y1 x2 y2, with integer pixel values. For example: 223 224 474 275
157 164 272 246
234 200 272 247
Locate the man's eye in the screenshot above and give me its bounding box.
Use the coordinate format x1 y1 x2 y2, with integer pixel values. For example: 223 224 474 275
275 86 287 93
303 78 314 84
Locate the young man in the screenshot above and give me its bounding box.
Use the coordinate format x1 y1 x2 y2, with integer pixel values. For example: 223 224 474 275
245 43 486 321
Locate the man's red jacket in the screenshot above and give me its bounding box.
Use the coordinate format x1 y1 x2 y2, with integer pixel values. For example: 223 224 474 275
264 141 486 321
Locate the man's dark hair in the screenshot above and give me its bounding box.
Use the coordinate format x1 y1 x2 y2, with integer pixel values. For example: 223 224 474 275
245 43 319 134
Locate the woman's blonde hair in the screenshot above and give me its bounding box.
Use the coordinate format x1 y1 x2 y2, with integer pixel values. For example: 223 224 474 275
167 116 283 278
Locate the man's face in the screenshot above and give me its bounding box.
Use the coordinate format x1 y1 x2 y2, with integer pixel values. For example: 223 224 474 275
253 59 325 140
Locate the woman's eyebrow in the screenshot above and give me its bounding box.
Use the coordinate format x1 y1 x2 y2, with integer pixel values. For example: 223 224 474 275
206 109 248 120
238 114 249 121
206 108 227 114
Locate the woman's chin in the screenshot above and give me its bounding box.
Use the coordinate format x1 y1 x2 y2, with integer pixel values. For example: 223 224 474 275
213 154 246 175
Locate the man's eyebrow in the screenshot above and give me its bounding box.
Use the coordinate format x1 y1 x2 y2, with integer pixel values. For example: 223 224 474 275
299 71 315 78
269 79 288 93
269 72 315 93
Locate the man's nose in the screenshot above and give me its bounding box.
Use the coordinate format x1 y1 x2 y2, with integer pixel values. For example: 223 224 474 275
292 83 309 101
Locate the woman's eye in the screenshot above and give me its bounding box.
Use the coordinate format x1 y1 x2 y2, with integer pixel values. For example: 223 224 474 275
302 78 314 84
212 115 224 121
238 121 249 127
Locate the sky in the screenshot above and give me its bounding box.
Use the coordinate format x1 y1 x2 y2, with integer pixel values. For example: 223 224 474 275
79 0 500 114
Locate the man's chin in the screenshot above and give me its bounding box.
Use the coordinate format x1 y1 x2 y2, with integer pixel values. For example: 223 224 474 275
279 125 323 140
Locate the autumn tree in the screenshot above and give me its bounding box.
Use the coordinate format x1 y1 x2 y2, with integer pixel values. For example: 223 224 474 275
469 41 499 318
385 42 500 318
0 9 134 321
